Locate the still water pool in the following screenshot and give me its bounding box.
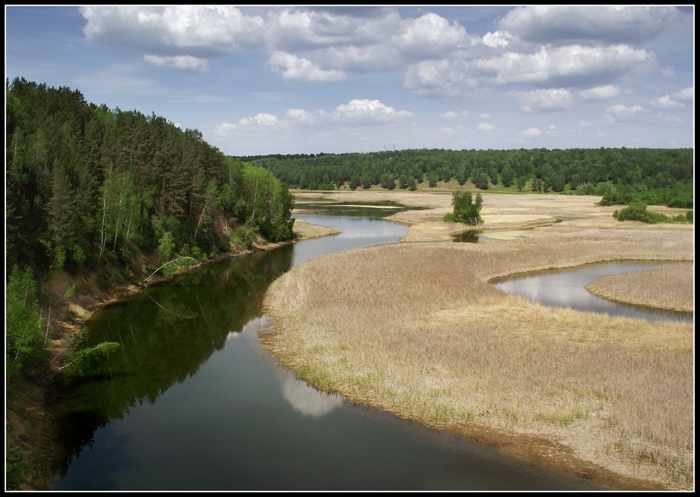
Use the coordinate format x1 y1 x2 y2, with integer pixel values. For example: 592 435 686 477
49 204 676 490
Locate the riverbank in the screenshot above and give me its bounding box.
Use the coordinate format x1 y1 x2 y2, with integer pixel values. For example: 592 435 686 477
262 193 694 490
5 220 338 490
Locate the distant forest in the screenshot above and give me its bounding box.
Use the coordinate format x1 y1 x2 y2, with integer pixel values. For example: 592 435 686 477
6 78 295 276
240 146 693 208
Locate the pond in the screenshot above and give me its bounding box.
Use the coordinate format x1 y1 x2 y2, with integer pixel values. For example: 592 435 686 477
50 203 620 490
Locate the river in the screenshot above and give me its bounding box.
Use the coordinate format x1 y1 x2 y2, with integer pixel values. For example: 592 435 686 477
49 202 683 490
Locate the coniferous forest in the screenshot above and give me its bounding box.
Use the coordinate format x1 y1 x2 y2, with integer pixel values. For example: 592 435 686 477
6 77 295 277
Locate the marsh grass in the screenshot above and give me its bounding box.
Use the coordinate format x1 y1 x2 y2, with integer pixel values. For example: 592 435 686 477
263 224 693 489
585 262 693 312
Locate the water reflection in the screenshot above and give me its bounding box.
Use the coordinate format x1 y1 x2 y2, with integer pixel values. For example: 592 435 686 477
278 368 345 418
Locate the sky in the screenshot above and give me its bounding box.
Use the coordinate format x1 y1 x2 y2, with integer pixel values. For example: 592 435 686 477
4 5 695 156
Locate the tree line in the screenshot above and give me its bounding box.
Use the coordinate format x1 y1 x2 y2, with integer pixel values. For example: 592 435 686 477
6 77 295 385
239 146 693 208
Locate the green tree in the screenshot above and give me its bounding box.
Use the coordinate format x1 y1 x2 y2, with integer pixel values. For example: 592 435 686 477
444 191 484 226
501 166 515 188
6 266 47 385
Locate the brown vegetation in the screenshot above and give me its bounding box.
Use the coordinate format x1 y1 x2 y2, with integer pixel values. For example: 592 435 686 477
585 262 693 313
262 201 694 490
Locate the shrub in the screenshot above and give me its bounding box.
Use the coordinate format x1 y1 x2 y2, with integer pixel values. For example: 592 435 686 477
444 191 483 225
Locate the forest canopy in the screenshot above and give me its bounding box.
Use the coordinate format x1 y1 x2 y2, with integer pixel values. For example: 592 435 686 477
6 77 295 276
239 146 693 209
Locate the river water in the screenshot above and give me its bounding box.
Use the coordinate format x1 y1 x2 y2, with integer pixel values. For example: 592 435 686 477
49 203 686 490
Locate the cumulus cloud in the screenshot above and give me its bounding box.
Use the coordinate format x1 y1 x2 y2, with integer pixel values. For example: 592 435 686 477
269 51 347 82
239 113 279 127
144 54 209 72
650 86 693 109
520 127 541 138
79 5 667 97
498 5 678 45
80 6 264 57
390 12 478 61
578 85 620 101
477 44 654 86
215 98 413 135
672 87 693 100
603 103 645 123
477 122 495 132
650 94 686 110
482 30 512 49
439 110 469 119
517 88 571 112
332 98 413 124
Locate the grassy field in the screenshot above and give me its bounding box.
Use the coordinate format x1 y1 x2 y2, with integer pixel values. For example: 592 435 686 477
265 191 694 490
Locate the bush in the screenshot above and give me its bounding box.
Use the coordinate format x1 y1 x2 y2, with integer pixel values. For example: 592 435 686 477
444 191 483 226
612 202 687 224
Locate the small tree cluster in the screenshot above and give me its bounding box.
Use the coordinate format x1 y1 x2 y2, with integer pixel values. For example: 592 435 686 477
444 191 484 225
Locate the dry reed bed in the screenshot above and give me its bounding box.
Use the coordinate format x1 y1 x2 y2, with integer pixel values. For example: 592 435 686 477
585 262 693 313
262 225 693 490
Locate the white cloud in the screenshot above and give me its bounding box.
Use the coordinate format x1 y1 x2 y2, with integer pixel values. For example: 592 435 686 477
672 87 693 100
578 85 620 102
269 51 347 82
144 54 209 72
477 122 495 132
439 110 469 119
650 94 686 110
477 44 654 86
517 88 571 112
480 113 491 119
520 127 541 138
498 6 678 44
215 122 237 134
80 6 265 57
239 113 279 127
603 104 645 123
217 98 413 136
332 99 413 124
391 12 477 61
482 30 512 49
284 108 317 126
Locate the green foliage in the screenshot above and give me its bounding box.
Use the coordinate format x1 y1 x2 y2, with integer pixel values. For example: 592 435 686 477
613 202 690 224
444 191 483 226
6 78 296 277
229 224 259 249
61 341 121 377
6 265 47 384
157 231 175 263
6 432 33 490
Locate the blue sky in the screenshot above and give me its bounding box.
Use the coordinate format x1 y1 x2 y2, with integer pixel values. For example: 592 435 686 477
5 5 694 156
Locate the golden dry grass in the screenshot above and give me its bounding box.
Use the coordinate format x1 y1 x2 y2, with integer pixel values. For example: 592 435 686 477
292 220 341 240
585 262 694 313
263 210 694 490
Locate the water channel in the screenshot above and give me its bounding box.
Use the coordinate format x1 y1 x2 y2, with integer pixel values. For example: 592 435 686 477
49 203 687 490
